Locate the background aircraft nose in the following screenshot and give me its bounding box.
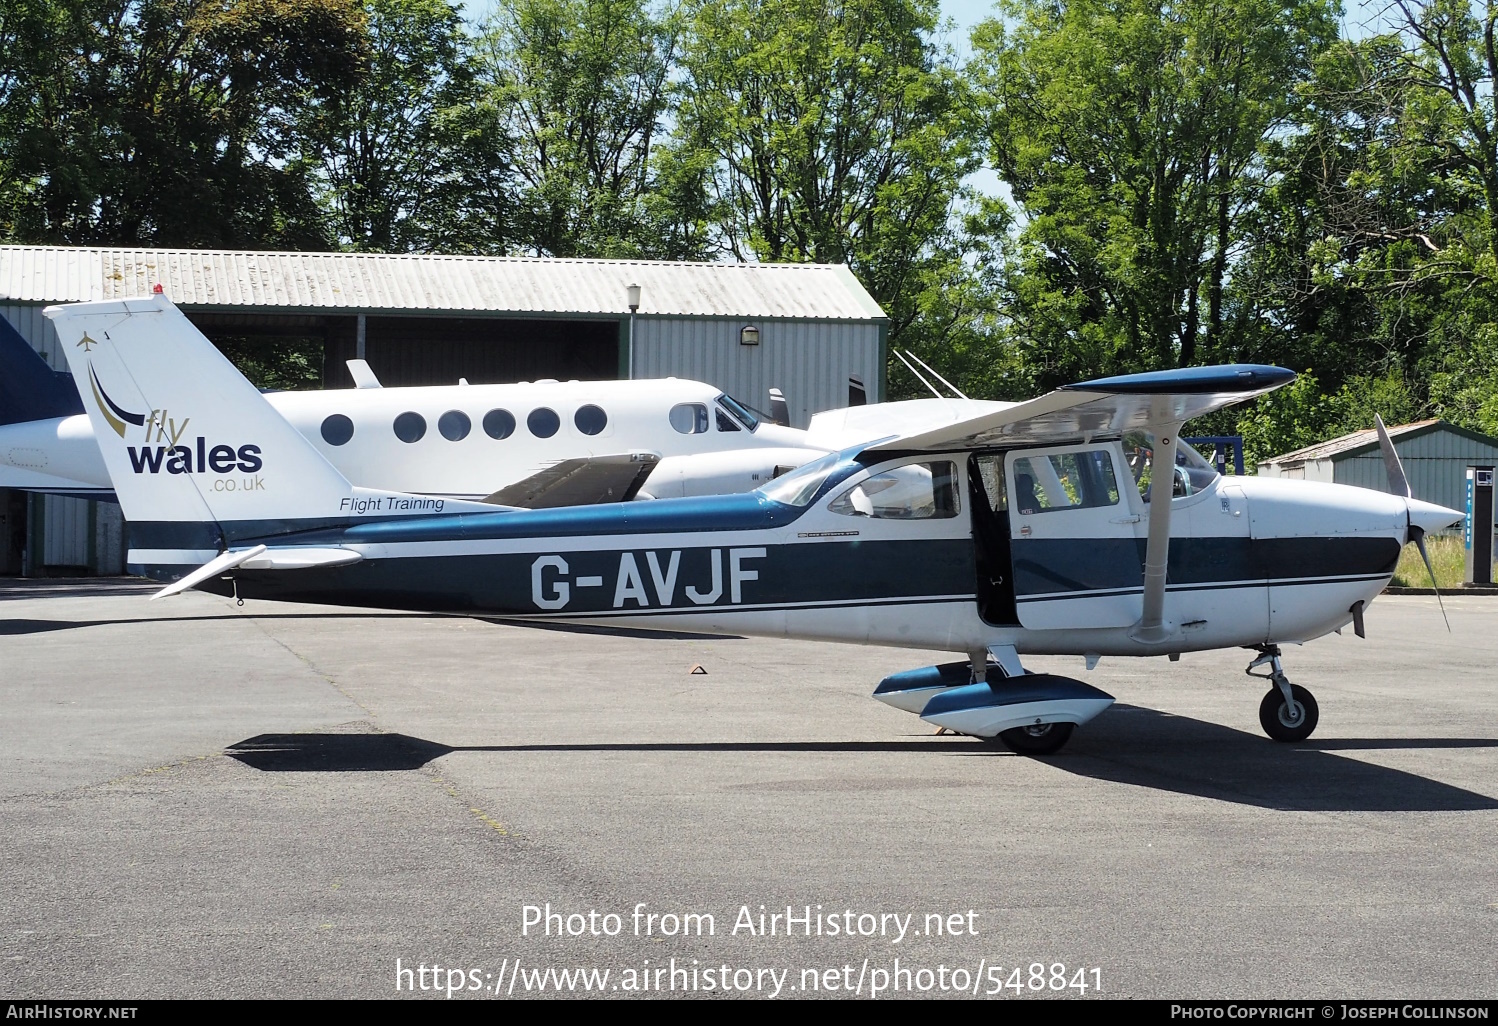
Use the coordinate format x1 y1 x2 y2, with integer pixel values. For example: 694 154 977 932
1407 497 1463 537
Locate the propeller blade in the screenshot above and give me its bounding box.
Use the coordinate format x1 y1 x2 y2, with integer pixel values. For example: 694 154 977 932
1374 414 1412 498
768 387 791 427
1410 525 1451 632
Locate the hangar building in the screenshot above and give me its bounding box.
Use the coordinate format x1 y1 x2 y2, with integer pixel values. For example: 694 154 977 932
0 246 887 575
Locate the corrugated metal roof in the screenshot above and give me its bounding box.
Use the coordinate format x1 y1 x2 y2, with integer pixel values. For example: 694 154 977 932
1263 419 1497 465
0 246 887 321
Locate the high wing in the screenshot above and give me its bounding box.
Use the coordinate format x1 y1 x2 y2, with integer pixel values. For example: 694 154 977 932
482 452 660 508
865 365 1295 453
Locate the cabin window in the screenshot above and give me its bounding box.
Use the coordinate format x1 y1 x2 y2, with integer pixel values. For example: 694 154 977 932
528 407 561 438
574 404 608 435
321 414 354 446
483 409 515 439
1011 450 1119 514
829 461 960 520
393 412 426 443
438 410 471 441
670 402 709 434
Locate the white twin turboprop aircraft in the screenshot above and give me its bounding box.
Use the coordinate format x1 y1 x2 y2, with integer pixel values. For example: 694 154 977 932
0 305 1013 507
46 295 1463 755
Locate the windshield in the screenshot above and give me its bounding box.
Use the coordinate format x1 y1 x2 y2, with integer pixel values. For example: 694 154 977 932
716 393 760 431
1123 432 1219 501
756 451 848 507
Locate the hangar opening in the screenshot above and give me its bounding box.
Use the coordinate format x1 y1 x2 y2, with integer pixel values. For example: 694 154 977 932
187 312 622 390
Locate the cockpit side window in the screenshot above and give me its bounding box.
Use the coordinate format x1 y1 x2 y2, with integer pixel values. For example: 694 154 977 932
829 461 960 520
1011 450 1119 514
1124 432 1219 501
715 407 740 432
715 394 759 431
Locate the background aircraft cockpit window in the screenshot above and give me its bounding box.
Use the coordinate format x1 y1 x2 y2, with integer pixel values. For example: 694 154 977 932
715 394 759 430
757 452 848 507
1124 432 1219 500
528 407 561 438
670 402 709 434
715 407 740 431
574 404 607 435
483 409 515 439
393 411 426 443
321 414 353 446
438 410 471 441
1012 450 1119 513
829 462 959 519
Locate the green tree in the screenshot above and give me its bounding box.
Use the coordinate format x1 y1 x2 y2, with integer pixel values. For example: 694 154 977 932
675 0 980 363
478 0 708 258
972 0 1341 390
306 0 513 253
0 0 368 248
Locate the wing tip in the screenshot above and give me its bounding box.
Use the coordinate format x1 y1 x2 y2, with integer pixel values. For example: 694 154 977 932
1063 364 1296 395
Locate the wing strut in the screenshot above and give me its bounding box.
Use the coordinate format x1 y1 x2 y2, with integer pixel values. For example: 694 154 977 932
1131 421 1182 644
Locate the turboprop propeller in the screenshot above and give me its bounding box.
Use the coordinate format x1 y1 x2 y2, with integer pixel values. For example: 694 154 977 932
1374 414 1451 630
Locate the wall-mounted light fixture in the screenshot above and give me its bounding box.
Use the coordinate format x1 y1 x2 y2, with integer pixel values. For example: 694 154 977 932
739 324 760 346
627 283 641 313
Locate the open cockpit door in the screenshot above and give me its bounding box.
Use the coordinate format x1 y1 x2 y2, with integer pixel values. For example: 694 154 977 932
1005 442 1146 630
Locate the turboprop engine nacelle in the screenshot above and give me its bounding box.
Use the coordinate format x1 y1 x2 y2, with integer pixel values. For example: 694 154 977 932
637 447 824 500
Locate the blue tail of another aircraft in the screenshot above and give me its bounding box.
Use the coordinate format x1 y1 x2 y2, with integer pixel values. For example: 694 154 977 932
0 314 83 425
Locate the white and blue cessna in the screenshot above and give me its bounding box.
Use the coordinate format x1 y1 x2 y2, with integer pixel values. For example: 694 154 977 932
46 295 1464 755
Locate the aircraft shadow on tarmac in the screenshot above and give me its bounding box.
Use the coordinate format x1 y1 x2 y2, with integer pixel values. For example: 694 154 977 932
0 613 742 640
478 617 745 640
225 703 1498 813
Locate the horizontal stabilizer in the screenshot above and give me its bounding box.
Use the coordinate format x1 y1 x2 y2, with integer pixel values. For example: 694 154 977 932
150 544 365 600
484 452 660 508
151 545 268 600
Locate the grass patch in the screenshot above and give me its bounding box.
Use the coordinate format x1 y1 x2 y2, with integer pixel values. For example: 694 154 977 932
1390 534 1473 589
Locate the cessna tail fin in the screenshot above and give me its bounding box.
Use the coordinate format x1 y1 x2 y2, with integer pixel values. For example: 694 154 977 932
45 295 494 579
46 295 364 528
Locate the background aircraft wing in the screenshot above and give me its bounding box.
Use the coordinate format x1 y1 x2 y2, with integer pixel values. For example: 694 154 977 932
864 365 1295 453
482 452 660 508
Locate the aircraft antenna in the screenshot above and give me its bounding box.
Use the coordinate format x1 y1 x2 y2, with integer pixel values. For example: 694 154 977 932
905 351 970 400
893 350 943 399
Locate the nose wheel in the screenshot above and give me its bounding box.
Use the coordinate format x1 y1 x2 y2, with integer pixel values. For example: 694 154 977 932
1247 647 1319 743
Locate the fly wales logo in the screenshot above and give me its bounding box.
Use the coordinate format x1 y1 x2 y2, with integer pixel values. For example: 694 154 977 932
84 360 264 480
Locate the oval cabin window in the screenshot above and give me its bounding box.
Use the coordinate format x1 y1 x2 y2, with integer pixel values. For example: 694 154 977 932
393 412 427 443
528 407 561 438
483 409 516 439
439 410 471 441
321 414 354 446
574 404 608 436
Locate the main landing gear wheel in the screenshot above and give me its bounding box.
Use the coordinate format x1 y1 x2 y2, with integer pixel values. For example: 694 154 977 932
1257 683 1319 743
995 722 1074 756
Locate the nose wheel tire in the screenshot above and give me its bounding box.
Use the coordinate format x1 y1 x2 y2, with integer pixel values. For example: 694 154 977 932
1258 684 1319 743
995 722 1074 756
